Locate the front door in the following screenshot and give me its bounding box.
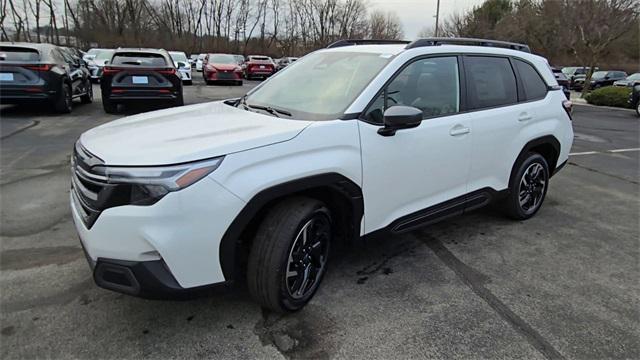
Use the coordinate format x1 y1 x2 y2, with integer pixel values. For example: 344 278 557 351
358 56 473 234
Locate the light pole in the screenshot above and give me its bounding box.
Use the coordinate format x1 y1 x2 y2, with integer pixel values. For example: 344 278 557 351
434 0 441 37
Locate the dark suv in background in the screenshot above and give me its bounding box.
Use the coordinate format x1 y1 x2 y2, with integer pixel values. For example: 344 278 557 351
100 48 183 113
0 42 92 113
572 70 627 91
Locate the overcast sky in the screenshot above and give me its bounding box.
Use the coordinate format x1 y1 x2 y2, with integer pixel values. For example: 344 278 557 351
369 0 486 39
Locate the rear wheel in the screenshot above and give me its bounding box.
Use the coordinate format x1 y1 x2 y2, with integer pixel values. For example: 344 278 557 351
184 80 193 86
636 102 639 117
53 83 72 113
502 153 549 220
247 197 332 313
102 96 118 114
236 80 243 86
174 91 184 107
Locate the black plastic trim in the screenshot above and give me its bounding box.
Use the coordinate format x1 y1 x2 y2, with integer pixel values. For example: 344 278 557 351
552 160 567 177
406 37 531 53
365 187 508 239
219 173 363 281
93 258 229 299
510 135 561 185
327 39 411 48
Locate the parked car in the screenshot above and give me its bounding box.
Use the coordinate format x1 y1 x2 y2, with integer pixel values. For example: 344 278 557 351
189 54 197 66
244 55 275 79
572 70 627 91
630 84 640 117
232 54 245 66
551 67 571 99
72 38 573 313
614 73 640 87
0 42 92 113
100 48 183 113
562 66 596 89
86 49 115 83
169 51 192 85
195 53 206 72
276 56 298 71
202 53 243 86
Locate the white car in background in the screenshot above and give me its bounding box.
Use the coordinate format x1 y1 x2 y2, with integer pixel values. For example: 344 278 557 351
86 48 114 83
169 51 192 85
195 53 206 72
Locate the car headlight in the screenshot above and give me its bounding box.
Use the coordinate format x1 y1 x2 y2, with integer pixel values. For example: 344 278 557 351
95 157 223 191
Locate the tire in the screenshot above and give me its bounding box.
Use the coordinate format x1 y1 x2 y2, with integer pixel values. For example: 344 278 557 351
205 80 212 85
184 80 192 86
636 103 639 117
502 152 549 220
80 83 93 104
102 96 118 114
247 197 332 313
237 80 243 86
53 83 72 113
174 92 184 107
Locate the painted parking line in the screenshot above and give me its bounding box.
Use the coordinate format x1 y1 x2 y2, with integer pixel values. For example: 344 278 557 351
569 148 640 156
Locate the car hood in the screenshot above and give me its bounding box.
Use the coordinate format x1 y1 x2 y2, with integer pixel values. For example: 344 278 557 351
80 101 312 166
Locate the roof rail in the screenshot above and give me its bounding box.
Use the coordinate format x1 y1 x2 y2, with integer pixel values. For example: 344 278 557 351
405 37 531 53
327 39 411 49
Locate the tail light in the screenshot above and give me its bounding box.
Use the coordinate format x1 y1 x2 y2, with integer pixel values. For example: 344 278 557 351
157 68 176 75
24 64 52 71
103 67 121 75
562 100 573 120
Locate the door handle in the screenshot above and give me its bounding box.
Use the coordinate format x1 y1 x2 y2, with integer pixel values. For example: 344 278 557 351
449 125 470 136
518 112 533 122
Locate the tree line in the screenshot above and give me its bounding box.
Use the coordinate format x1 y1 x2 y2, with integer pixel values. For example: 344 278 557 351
432 0 639 76
0 0 403 56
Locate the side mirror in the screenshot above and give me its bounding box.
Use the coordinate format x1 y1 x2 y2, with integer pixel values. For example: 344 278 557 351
378 106 423 136
103 60 109 65
177 61 186 69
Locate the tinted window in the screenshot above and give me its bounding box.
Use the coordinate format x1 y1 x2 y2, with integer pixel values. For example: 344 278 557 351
364 56 460 124
465 56 517 109
112 53 168 67
514 59 547 101
0 47 40 62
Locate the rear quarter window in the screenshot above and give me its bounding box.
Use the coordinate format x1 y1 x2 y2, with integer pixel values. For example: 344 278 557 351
514 59 548 101
464 56 518 110
0 47 40 62
112 53 168 67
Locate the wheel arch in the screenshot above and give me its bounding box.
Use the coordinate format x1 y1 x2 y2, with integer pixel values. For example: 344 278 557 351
219 173 363 282
509 135 561 188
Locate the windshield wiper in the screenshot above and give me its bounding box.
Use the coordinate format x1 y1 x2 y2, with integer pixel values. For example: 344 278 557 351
245 102 292 117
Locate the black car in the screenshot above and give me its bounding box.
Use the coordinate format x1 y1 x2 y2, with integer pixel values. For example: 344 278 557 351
100 48 183 113
551 67 571 100
573 70 627 91
630 84 640 117
0 42 92 113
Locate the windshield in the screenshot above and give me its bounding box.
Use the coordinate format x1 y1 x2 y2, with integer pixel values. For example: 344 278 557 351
209 54 236 64
169 52 187 62
591 71 607 79
244 51 392 120
95 50 114 61
627 73 640 80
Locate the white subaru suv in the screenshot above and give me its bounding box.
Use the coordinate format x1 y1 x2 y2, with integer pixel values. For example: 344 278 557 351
71 38 573 312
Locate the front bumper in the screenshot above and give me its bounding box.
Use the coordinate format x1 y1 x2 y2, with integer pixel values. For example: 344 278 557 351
71 175 246 292
206 71 242 81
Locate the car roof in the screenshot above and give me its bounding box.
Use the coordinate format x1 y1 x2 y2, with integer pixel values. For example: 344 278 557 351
115 48 168 55
0 41 58 51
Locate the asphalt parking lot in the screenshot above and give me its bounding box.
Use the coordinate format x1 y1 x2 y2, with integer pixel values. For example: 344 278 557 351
1 79 638 359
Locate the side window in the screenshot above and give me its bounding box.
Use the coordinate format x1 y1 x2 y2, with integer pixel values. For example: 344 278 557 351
464 56 517 109
364 56 460 124
514 59 548 101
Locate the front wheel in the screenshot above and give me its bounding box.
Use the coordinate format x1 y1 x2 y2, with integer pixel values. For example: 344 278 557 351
502 153 549 220
247 197 332 313
80 83 93 104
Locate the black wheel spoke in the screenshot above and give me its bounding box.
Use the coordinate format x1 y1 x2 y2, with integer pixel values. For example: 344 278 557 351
518 162 547 214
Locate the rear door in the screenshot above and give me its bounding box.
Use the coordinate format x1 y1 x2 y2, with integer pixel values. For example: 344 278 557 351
464 55 526 193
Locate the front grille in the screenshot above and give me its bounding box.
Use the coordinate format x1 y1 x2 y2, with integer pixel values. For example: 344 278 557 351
71 142 113 228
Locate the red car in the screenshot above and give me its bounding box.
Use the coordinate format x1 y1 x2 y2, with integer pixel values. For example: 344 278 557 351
244 55 275 80
203 53 243 86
